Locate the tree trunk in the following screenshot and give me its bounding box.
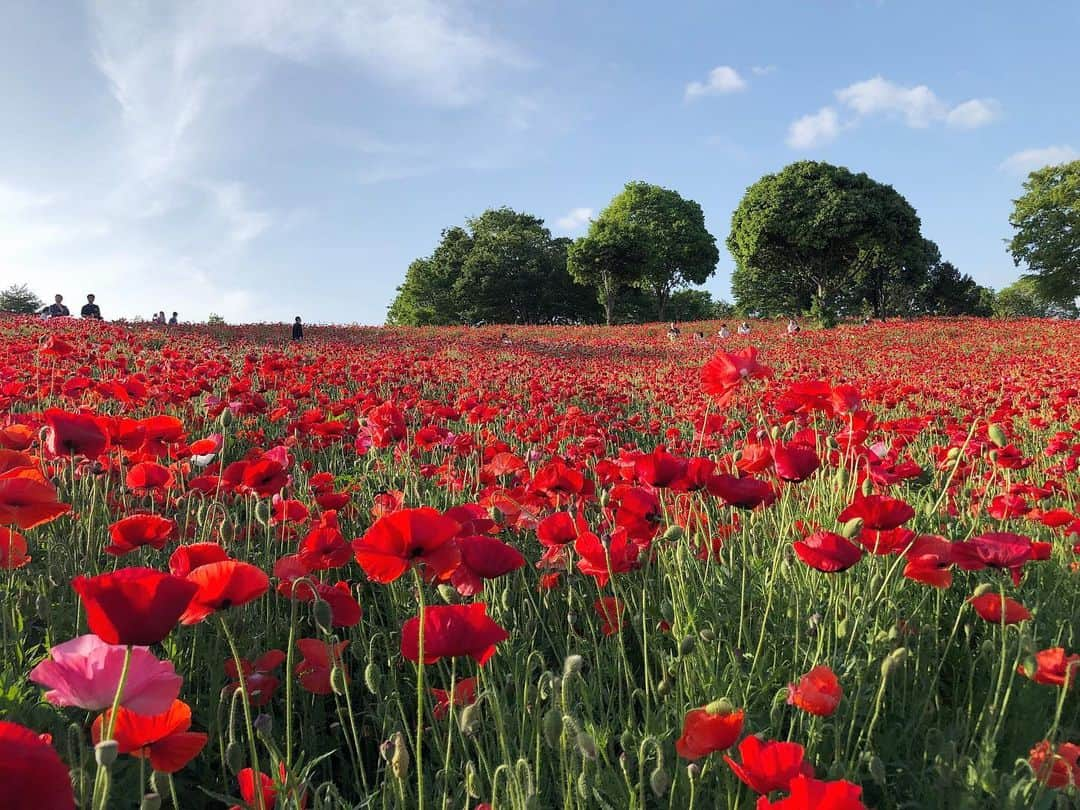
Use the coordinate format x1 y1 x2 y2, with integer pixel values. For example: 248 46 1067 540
655 286 669 322
602 272 614 326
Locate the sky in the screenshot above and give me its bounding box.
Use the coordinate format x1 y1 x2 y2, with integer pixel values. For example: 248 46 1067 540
1 1 1078 325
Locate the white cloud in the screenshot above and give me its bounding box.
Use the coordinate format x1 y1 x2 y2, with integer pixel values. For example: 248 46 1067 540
999 145 1079 175
555 207 593 232
946 98 1000 129
685 66 747 99
788 76 1000 149
786 107 841 149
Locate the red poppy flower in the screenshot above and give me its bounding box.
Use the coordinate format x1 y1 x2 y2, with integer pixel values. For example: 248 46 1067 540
0 424 35 451
0 719 76 809
772 444 821 483
225 650 286 707
701 347 772 405
0 449 35 475
352 507 461 584
0 527 31 569
537 512 580 547
241 457 289 497
72 567 198 645
594 596 625 636
952 532 1034 586
106 514 177 556
295 638 348 694
708 474 777 509
792 532 863 573
968 593 1031 624
277 577 362 628
91 699 207 773
400 603 508 666
902 534 954 588
180 560 270 624
1029 740 1080 789
755 774 866 809
43 408 110 460
1019 648 1079 687
298 511 352 570
853 527 917 556
451 535 526 596
787 665 842 716
272 498 310 525
126 462 174 491
575 528 640 587
431 677 478 719
675 703 744 760
0 467 71 529
230 763 302 810
838 495 914 530
723 735 814 795
169 543 229 576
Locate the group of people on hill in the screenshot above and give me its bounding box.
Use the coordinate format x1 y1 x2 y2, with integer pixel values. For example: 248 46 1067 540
667 317 800 342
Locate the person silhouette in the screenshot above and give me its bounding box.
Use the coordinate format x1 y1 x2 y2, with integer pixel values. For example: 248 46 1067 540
292 316 304 340
80 294 102 320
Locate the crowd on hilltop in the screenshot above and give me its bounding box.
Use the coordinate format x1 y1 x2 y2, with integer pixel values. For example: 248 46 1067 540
35 291 307 340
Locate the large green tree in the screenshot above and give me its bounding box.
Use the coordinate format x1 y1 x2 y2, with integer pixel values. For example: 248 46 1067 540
1008 160 1080 306
566 219 650 325
0 284 44 314
584 182 719 321
728 161 931 320
993 277 1079 319
387 209 600 325
916 261 994 316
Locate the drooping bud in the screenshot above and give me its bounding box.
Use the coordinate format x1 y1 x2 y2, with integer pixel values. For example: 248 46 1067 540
36 592 50 622
987 423 1007 449
437 584 457 604
649 764 670 798
465 761 481 798
972 583 994 598
563 654 585 677
656 675 673 697
840 517 863 540
881 647 908 679
542 709 563 748
253 713 273 739
312 598 333 633
458 702 482 736
662 525 684 542
330 666 347 696
661 601 675 624
225 740 243 774
686 762 701 781
94 740 118 768
861 477 874 497
390 731 410 779
140 793 163 810
868 755 886 785
253 499 272 527
678 636 696 657
576 731 598 761
705 697 735 716
363 662 381 695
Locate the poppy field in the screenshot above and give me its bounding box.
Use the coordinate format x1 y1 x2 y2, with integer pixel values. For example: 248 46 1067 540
2 315 1079 809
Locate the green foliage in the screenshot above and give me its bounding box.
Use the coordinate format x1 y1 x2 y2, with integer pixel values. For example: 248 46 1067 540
388 209 602 325
917 261 995 316
993 277 1079 318
207 313 226 325
590 181 719 320
728 161 932 319
567 219 650 325
1008 159 1080 305
0 284 44 314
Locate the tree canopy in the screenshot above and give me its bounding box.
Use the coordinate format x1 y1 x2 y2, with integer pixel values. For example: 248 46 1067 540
993 277 1079 319
387 209 601 326
0 284 44 314
916 261 995 316
728 161 933 320
1008 159 1080 306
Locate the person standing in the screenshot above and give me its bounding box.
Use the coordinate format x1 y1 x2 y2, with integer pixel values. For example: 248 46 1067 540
41 294 70 318
81 294 102 320
292 316 304 341
168 312 178 325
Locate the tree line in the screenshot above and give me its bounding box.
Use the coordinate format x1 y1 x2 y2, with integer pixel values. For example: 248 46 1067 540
387 159 1080 326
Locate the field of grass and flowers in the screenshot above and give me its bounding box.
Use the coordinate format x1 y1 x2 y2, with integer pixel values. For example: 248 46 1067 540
1 314 1078 809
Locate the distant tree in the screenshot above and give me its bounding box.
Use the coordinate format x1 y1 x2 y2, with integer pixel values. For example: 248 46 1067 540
590 182 719 320
669 289 721 322
917 261 995 316
1008 160 1080 306
993 278 1079 319
0 284 44 314
387 208 600 325
728 161 931 323
207 313 226 325
567 219 650 325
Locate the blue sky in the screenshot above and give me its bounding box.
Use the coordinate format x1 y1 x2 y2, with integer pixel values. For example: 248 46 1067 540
2 1 1077 324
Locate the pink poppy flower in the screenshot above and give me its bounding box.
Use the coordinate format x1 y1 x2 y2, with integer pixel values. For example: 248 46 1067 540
28 634 181 714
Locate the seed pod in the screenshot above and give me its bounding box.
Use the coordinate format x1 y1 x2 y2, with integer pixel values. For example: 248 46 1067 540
390 731 410 779
563 654 585 676
987 423 1007 449
840 517 863 540
140 794 162 810
225 740 244 774
649 764 671 798
94 740 118 768
363 662 381 695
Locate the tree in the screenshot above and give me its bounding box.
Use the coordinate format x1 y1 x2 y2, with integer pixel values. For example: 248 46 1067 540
728 161 931 321
917 261 995 316
993 278 1079 319
567 219 649 325
1008 160 1080 306
589 182 719 320
387 208 601 326
0 284 44 314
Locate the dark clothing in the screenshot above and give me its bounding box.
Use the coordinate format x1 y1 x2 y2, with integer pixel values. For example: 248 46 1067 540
44 304 70 317
81 303 102 319
168 316 178 325
292 322 304 340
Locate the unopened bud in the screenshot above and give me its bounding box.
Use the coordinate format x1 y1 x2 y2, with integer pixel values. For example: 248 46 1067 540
458 702 483 736
661 601 675 624
946 446 961 461
390 731 410 779
94 740 118 767
219 408 235 428
312 598 333 632
679 636 696 657
253 713 272 738
363 662 381 695
577 770 589 799
861 477 874 497
253 499 272 526
36 593 50 622
140 793 162 810
330 666 347 696
437 584 457 604
563 654 585 677
465 760 481 798
576 731 598 761
840 517 863 540
987 424 1007 449
656 676 673 696
662 525 684 542
881 647 908 679
868 755 886 785
972 583 994 598
542 709 563 748
705 698 735 716
686 763 701 780
650 764 671 798
225 740 243 774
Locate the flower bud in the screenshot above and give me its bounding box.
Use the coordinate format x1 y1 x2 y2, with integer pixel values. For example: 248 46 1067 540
840 517 863 540
881 647 908 679
219 408 235 428
563 654 585 677
705 698 735 716
458 702 483 737
946 446 961 461
437 584 457 604
656 676 673 697
312 598 334 633
972 583 994 598
363 662 381 695
542 708 563 748
661 601 675 624
330 666 347 696
861 477 874 497
662 525 684 542
141 793 162 810
686 763 701 780
465 760 480 798
678 635 696 657
253 499 272 526
390 731 410 779
987 423 1007 449
649 764 670 798
94 740 118 768
254 713 273 739
576 731 598 761
225 740 244 774
36 593 50 622
577 770 589 799
868 755 885 785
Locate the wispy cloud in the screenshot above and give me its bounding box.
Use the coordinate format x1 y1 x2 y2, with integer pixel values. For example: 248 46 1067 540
555 207 593 232
685 66 747 100
999 145 1079 176
751 65 777 76
788 76 999 149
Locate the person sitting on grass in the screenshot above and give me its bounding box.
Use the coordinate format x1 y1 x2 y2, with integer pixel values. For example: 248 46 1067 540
787 318 801 335
717 324 730 339
41 294 70 318
80 294 102 320
667 322 681 342
738 321 751 335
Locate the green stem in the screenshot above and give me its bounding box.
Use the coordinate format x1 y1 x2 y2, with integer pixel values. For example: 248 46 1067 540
220 617 266 810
